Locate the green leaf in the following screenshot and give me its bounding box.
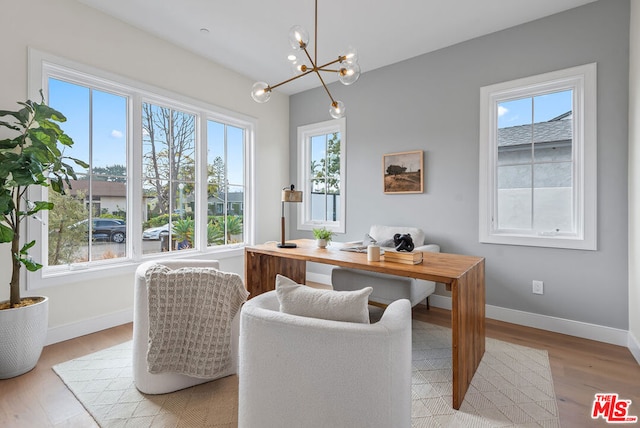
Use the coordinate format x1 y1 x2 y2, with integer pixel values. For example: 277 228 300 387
0 192 15 215
20 256 43 272
0 138 20 149
0 110 25 124
0 222 14 243
0 121 21 132
69 156 89 169
50 175 63 193
26 201 53 216
15 105 32 124
61 162 76 178
58 133 74 147
35 103 66 123
20 240 36 254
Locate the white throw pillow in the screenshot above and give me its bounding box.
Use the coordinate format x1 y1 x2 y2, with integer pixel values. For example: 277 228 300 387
275 275 372 324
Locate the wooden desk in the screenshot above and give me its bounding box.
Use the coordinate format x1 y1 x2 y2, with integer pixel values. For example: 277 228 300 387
244 239 485 410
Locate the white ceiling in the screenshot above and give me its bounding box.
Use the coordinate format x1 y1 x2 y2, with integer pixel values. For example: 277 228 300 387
77 0 596 95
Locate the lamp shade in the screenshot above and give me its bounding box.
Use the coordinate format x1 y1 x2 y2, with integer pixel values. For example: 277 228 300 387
279 185 303 248
282 189 303 203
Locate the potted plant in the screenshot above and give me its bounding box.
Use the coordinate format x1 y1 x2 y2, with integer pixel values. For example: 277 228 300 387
312 227 334 249
0 92 87 378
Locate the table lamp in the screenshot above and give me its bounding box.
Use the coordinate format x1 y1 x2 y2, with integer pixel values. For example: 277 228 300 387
279 184 303 248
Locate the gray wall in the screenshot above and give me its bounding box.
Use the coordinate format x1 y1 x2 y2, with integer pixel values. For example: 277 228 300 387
289 0 630 329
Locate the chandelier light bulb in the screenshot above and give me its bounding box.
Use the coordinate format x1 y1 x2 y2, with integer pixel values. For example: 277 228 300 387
338 61 361 85
288 53 308 75
288 25 309 50
251 82 271 103
341 46 358 64
329 101 345 119
290 60 308 75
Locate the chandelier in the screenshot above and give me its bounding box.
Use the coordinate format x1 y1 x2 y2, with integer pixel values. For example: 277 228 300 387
250 0 361 119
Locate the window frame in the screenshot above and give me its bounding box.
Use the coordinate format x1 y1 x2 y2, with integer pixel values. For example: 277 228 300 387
26 48 255 289
478 63 597 250
297 118 346 234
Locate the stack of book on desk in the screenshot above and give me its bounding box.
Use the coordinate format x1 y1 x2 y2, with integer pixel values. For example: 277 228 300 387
383 250 423 265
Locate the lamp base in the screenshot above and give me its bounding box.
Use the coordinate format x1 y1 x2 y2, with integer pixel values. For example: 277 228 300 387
277 242 298 248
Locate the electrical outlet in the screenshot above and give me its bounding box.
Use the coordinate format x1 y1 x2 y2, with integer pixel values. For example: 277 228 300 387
532 280 544 295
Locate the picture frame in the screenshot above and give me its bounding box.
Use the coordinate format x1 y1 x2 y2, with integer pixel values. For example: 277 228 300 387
382 150 424 194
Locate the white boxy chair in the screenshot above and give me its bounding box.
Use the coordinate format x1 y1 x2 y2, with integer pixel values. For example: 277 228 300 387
133 259 242 394
238 290 412 428
332 225 438 307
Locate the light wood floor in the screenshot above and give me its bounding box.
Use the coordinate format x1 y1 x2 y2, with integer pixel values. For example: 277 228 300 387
1 306 639 428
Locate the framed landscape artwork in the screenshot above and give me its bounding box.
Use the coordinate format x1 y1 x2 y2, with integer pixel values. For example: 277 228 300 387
383 150 424 194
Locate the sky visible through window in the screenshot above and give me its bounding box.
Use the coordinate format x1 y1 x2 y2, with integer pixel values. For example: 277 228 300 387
49 78 126 176
48 78 244 185
498 90 572 129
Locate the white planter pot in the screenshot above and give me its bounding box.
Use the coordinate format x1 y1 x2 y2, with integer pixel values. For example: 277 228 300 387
0 296 49 379
316 238 327 248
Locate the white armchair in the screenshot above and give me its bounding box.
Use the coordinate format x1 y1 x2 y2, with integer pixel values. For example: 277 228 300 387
133 259 243 394
238 291 412 428
332 225 438 307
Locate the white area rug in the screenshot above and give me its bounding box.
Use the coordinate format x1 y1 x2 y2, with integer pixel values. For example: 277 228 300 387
53 321 559 427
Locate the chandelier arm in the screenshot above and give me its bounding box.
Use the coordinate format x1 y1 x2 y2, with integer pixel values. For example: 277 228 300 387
301 46 317 70
268 69 316 91
316 57 344 69
314 67 337 105
302 45 337 105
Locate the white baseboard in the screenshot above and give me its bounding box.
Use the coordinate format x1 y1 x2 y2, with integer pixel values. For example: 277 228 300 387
47 273 634 354
46 308 133 346
629 330 640 365
306 273 632 348
429 294 629 347
306 272 332 285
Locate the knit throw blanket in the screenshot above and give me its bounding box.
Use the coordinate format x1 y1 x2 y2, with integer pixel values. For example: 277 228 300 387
145 264 249 378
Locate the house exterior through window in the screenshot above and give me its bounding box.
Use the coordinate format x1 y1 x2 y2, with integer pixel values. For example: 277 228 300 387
26 49 255 288
479 63 597 250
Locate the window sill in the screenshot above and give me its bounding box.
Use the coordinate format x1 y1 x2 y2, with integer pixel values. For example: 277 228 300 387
27 246 246 290
480 233 596 251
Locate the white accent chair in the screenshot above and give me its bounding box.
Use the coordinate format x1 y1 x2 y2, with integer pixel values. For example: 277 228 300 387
332 225 439 307
132 259 241 394
238 291 412 428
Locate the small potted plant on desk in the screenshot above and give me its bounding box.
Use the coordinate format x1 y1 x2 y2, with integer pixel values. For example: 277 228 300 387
312 227 334 249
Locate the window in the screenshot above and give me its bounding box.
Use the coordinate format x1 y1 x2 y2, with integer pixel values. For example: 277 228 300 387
297 118 346 233
479 63 597 250
207 120 245 245
47 78 128 265
141 102 197 254
27 49 254 286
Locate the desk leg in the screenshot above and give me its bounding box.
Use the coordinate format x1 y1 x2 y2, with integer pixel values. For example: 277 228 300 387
245 251 306 298
451 259 485 410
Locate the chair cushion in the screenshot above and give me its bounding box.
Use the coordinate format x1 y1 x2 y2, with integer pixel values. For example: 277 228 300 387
275 275 372 324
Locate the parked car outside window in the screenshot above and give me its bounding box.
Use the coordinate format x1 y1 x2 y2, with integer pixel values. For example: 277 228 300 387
92 219 126 243
142 223 170 240
71 219 126 243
